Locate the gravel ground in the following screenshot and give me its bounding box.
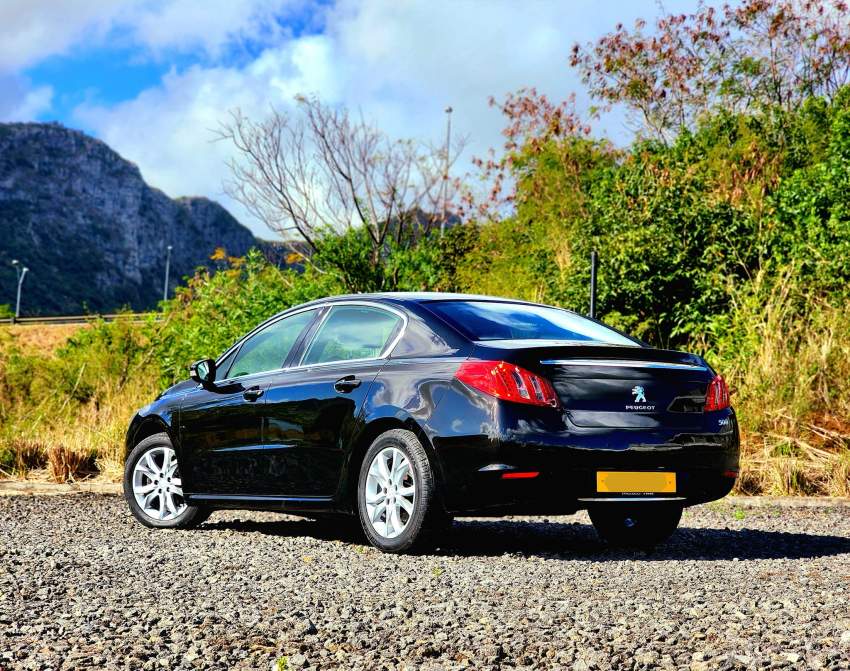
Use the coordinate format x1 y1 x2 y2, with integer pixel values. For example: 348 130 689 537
1 495 849 671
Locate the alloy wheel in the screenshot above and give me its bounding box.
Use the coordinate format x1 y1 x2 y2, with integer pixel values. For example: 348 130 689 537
132 446 187 521
365 447 416 538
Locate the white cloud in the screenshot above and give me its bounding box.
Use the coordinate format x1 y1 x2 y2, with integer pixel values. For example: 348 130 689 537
0 0 126 71
119 0 300 57
0 75 53 121
0 0 306 72
0 0 307 128
71 0 703 238
75 39 337 235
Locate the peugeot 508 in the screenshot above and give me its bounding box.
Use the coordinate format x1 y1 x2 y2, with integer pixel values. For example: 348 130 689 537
123 293 739 552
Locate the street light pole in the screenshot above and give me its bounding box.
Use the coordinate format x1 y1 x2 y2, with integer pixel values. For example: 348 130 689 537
10 259 28 322
441 105 453 235
163 245 172 302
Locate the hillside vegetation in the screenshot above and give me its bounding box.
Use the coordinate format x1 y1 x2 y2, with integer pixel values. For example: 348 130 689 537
1 1 848 494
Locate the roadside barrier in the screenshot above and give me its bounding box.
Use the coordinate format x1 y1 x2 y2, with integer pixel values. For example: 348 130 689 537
0 313 160 325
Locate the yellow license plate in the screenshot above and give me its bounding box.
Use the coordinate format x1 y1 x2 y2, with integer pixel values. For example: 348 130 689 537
596 471 676 493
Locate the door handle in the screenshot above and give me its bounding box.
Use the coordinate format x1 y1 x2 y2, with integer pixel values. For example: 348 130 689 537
243 386 264 401
334 375 361 393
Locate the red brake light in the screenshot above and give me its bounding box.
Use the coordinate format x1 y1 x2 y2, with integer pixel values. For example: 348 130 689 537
455 360 560 408
705 374 730 411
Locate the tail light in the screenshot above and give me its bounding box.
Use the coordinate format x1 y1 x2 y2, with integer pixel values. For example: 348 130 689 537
455 360 560 408
705 374 730 411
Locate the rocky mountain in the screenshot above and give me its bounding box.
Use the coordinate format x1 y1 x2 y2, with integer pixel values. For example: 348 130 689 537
0 122 258 315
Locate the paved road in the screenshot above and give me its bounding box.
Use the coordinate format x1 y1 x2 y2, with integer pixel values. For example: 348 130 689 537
1 495 848 670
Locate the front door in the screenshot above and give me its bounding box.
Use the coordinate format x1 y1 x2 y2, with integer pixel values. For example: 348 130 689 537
179 376 270 495
178 308 319 496
263 303 404 497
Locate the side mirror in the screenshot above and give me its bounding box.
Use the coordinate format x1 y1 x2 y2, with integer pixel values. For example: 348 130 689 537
189 358 216 386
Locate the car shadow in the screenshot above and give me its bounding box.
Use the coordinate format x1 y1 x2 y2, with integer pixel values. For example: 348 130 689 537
197 516 850 561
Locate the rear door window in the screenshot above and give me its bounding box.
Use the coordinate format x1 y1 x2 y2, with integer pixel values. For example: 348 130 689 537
301 305 402 365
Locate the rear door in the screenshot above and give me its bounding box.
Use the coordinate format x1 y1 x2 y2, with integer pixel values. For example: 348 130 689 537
262 303 405 497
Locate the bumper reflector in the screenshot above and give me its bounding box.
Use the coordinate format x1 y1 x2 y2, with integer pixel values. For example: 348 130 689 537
501 471 540 480
723 470 738 479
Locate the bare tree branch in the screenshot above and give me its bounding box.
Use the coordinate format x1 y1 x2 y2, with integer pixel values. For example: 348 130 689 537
217 97 468 271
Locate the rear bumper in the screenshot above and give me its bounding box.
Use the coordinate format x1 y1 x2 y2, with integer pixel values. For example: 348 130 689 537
427 388 740 515
454 462 737 515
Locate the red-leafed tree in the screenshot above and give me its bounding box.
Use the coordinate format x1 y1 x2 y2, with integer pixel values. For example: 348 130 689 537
460 88 594 220
569 0 850 141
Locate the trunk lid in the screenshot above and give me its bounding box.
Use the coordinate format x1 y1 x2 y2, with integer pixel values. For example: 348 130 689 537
474 341 713 429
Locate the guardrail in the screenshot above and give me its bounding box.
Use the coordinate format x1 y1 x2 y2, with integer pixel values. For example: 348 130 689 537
0 312 160 326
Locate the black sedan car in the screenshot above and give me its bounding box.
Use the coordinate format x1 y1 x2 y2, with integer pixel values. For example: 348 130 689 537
123 293 739 552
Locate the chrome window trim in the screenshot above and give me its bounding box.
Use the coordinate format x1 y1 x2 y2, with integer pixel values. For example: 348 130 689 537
200 366 285 389
540 359 707 371
212 300 407 384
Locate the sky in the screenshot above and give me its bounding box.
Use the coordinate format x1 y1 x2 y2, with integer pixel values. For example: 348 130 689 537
0 0 703 238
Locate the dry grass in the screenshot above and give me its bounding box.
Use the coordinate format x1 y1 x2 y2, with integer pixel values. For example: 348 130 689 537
9 438 47 474
1 321 157 483
46 443 98 483
5 375 157 482
711 275 850 497
2 324 86 356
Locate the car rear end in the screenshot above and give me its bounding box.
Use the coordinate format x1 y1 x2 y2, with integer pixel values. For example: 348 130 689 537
420 300 739 516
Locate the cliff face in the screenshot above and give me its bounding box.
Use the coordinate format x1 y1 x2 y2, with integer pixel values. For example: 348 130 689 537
0 122 257 315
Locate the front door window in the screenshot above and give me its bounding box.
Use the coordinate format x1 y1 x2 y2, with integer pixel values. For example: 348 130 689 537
227 309 317 379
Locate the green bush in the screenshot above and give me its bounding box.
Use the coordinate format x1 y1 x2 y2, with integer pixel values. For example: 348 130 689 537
456 89 850 349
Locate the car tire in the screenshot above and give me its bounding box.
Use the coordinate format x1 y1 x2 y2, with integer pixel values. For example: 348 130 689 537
588 503 682 548
357 429 438 553
123 433 210 529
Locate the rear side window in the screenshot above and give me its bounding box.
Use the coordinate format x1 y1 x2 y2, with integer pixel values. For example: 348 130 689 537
228 309 317 379
425 300 636 345
301 305 402 365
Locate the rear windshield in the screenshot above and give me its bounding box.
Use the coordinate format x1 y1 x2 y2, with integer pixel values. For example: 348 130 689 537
426 300 637 345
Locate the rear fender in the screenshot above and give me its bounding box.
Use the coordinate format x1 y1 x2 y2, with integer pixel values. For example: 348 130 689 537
339 358 462 512
338 409 443 513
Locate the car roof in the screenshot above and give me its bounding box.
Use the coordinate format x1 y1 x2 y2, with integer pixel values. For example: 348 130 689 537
300 291 542 307
228 291 643 361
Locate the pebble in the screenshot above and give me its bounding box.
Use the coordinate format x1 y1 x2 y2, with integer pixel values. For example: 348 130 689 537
1 495 848 670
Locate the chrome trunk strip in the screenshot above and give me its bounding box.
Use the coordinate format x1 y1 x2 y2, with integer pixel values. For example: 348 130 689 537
540 359 706 371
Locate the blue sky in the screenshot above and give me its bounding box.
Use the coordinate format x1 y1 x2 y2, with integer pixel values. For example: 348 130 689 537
27 48 188 123
0 0 704 237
